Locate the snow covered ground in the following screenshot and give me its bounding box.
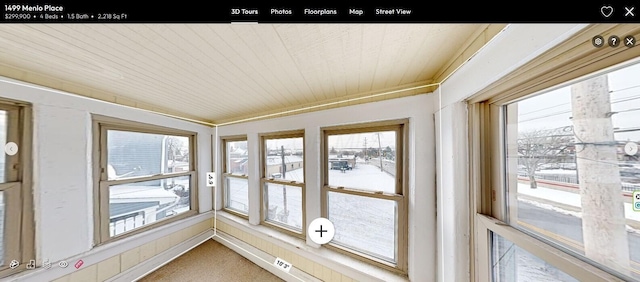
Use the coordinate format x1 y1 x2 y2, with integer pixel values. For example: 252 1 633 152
225 164 397 261
537 169 577 175
493 233 579 282
328 162 395 193
226 177 249 213
294 164 396 261
517 183 640 224
264 182 303 231
328 190 395 261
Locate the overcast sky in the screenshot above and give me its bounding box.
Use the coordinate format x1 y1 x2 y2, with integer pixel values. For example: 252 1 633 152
514 59 640 141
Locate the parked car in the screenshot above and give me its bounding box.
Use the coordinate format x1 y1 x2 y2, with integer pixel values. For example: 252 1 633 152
330 161 352 170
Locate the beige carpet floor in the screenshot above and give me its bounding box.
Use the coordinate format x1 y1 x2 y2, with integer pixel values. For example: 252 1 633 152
138 239 284 282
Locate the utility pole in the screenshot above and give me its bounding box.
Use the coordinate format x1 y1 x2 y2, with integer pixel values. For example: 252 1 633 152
281 145 287 179
571 74 629 275
363 137 368 163
377 133 383 172
280 145 288 222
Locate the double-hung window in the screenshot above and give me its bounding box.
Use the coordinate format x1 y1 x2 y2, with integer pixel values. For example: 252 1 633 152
0 100 33 277
260 131 305 237
222 136 249 217
94 116 198 244
471 25 640 282
321 120 407 273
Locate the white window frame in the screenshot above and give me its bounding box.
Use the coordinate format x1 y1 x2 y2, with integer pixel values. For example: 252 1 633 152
221 135 249 219
470 102 629 281
0 100 34 278
93 115 199 245
468 24 640 282
259 130 306 239
321 119 408 274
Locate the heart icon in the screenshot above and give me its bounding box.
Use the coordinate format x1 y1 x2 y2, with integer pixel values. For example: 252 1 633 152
601 6 614 17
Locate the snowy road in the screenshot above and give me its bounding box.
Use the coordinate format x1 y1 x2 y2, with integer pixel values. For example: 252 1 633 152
517 200 640 279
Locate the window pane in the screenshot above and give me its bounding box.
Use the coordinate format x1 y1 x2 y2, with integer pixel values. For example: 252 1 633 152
225 176 248 214
505 61 640 280
327 132 396 193
492 232 578 282
264 183 302 231
0 191 4 265
109 175 190 237
264 137 304 182
327 191 396 262
107 130 190 180
0 111 6 183
226 140 248 175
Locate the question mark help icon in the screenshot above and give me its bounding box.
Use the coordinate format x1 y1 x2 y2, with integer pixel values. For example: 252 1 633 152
609 35 621 47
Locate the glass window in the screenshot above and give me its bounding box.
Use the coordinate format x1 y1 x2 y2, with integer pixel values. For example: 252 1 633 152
327 131 397 194
323 123 406 270
0 191 5 266
504 61 640 280
224 172 249 214
223 138 249 216
107 131 190 179
265 183 303 231
96 118 197 243
109 175 191 237
261 133 305 235
328 191 396 262
0 110 10 266
0 102 33 278
0 111 7 183
492 232 578 282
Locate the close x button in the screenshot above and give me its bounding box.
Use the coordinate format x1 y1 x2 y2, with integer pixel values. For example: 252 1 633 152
625 35 636 48
625 6 635 17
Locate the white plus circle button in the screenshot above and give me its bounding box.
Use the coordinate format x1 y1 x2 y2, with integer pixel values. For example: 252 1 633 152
308 217 335 245
5 142 18 156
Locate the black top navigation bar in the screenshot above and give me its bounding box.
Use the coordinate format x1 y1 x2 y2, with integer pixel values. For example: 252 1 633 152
2 2 640 23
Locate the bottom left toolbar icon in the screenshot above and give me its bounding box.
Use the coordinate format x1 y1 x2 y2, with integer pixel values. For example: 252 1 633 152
26 260 36 269
9 260 19 269
43 259 52 269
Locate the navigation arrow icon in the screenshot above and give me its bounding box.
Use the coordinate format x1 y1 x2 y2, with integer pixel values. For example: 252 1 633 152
4 142 18 156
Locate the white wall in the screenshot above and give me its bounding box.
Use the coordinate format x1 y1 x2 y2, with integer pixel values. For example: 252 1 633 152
0 77 213 263
216 93 436 280
435 24 589 282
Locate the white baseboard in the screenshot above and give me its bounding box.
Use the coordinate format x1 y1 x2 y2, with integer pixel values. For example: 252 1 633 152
108 229 215 282
213 232 321 282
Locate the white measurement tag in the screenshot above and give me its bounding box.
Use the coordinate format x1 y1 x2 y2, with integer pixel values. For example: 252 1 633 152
274 257 292 273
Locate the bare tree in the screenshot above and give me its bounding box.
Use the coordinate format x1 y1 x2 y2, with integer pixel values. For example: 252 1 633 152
165 137 185 189
166 137 185 168
518 127 573 188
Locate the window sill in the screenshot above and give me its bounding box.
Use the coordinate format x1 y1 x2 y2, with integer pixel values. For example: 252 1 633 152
216 211 408 282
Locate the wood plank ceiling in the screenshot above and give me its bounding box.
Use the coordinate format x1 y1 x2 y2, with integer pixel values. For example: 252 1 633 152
0 24 506 124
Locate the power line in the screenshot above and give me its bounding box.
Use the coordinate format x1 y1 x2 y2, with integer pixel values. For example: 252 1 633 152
518 94 640 123
518 85 640 117
520 93 640 118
